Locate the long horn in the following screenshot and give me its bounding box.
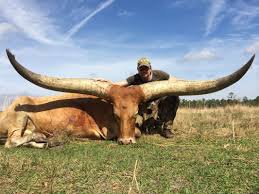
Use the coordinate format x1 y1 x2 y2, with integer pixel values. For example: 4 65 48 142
140 55 255 101
6 49 112 100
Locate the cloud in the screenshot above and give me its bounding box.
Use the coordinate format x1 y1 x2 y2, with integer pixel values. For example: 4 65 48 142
0 0 116 45
204 0 259 36
230 2 259 29
183 49 217 62
0 22 16 38
65 0 115 39
0 0 62 45
205 0 226 36
68 5 92 22
117 10 135 17
245 41 259 54
169 0 189 8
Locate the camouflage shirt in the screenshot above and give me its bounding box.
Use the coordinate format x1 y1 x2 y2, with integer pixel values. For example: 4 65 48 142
126 70 170 85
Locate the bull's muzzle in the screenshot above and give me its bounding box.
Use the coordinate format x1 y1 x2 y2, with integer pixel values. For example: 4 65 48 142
118 137 136 145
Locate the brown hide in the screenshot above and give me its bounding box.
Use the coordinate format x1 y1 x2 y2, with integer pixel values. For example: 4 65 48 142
0 86 146 146
4 93 119 140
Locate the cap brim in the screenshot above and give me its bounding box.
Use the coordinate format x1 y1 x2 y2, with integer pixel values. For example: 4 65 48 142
138 64 151 69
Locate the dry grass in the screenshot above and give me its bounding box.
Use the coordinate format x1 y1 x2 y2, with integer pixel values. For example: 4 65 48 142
174 105 259 139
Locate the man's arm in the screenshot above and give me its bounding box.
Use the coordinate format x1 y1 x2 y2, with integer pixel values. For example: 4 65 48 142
115 75 135 86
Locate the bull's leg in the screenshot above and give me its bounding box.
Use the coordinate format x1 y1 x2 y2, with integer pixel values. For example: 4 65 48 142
23 142 46 148
100 127 108 139
72 128 106 142
31 132 48 143
5 112 32 148
135 127 141 138
102 127 119 140
5 131 35 148
82 128 105 140
5 132 48 148
5 113 47 148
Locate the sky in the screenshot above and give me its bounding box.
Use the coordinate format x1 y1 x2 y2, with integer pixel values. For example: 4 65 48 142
0 0 258 100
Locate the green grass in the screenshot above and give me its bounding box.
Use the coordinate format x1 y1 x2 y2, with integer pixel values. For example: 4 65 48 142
0 136 258 193
0 106 258 193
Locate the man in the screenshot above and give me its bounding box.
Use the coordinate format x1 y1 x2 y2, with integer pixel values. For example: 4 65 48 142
116 57 180 138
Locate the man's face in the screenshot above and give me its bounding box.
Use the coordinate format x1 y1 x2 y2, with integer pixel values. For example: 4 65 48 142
138 66 152 82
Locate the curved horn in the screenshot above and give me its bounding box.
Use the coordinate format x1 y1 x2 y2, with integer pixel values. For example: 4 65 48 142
140 55 255 101
6 49 112 100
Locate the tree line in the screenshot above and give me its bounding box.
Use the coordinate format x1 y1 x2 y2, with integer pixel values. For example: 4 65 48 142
180 92 259 108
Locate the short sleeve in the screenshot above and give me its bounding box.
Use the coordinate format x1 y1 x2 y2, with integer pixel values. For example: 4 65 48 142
152 70 170 81
126 75 135 85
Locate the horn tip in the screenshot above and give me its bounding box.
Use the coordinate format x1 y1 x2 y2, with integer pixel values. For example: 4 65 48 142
6 48 10 54
250 54 256 64
6 49 14 59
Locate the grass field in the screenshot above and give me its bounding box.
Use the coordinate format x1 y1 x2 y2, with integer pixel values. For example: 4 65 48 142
0 105 258 193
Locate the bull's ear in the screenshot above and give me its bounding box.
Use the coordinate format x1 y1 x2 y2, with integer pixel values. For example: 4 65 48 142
134 111 138 117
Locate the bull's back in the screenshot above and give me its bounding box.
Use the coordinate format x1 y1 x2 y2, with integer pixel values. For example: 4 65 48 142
7 93 117 137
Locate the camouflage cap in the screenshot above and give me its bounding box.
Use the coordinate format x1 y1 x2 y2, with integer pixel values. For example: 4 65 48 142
137 57 151 69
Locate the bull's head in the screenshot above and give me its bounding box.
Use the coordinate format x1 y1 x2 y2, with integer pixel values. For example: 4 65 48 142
109 86 144 144
6 49 255 144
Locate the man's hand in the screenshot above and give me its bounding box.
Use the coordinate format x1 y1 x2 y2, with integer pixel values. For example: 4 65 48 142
114 80 129 86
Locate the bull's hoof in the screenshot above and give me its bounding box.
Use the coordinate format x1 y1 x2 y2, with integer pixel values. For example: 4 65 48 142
32 133 48 143
46 140 65 148
135 127 142 138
